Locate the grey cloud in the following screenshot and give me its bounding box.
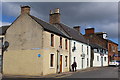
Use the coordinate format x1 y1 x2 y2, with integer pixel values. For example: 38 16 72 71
2 2 118 43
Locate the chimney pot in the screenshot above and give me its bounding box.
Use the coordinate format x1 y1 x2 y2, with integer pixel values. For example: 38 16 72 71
21 6 30 14
50 10 53 14
54 8 60 13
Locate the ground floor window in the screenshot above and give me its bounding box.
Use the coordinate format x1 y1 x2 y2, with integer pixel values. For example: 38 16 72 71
65 56 68 67
50 54 54 67
104 57 106 61
97 56 99 61
87 58 89 67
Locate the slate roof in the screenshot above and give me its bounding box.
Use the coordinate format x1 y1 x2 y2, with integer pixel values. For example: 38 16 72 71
84 33 108 49
0 25 10 35
29 15 70 39
89 43 107 50
53 23 88 44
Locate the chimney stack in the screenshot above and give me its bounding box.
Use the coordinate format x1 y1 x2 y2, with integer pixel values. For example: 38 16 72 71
73 26 81 32
85 28 95 35
49 8 60 24
21 6 30 14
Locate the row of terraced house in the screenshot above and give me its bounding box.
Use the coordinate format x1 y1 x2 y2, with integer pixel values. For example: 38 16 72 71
0 6 119 76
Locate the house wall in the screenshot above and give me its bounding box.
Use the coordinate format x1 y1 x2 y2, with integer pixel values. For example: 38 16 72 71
103 54 108 66
93 52 108 67
5 14 43 50
71 40 91 70
3 14 44 76
3 50 43 76
108 42 118 63
42 31 69 75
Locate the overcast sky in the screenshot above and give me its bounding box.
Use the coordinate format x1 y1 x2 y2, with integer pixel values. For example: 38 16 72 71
1 2 119 45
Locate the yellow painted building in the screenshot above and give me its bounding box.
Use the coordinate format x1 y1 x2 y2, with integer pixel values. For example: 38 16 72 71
3 6 70 76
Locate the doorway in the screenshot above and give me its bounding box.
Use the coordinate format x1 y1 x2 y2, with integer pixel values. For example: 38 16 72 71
60 55 62 72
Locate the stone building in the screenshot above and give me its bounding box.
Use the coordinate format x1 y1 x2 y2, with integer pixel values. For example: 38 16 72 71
0 25 10 67
3 6 70 76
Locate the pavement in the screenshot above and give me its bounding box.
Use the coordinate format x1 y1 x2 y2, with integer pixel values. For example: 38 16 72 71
1 67 98 78
0 66 119 80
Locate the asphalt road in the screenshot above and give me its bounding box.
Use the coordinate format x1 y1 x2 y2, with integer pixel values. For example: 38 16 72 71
1 66 120 80
64 66 119 78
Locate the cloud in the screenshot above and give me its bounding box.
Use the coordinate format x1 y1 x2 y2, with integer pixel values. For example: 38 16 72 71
2 2 118 43
1 0 119 2
0 21 11 27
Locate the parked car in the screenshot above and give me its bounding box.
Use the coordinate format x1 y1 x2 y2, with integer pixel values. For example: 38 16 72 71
109 60 119 67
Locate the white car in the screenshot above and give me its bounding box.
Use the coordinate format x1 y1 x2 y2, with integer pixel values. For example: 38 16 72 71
109 60 119 67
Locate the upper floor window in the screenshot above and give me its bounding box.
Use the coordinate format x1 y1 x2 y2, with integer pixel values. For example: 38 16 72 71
87 46 88 55
51 34 54 47
104 57 106 61
82 45 83 52
94 49 97 53
60 37 62 48
97 56 99 61
72 42 76 52
111 46 115 52
65 39 68 50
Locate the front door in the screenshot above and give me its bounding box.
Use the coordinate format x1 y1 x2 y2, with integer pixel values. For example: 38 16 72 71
60 55 62 72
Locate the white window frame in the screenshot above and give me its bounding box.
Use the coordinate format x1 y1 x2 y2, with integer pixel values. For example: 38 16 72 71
65 55 68 68
97 56 99 61
49 53 55 68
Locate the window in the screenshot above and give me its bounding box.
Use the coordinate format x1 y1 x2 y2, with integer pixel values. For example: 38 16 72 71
94 49 97 53
60 37 62 48
72 42 76 52
109 44 111 52
87 46 88 55
65 39 68 50
50 54 54 67
51 34 54 47
112 46 115 52
97 49 99 53
82 45 83 52
104 57 106 61
97 56 99 61
65 56 68 67
87 58 89 67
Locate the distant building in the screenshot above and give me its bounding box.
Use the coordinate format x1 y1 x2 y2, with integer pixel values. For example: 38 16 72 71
95 31 119 65
0 25 10 67
107 40 118 63
84 28 108 67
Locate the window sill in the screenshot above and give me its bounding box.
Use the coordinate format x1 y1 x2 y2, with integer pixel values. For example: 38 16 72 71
49 67 55 69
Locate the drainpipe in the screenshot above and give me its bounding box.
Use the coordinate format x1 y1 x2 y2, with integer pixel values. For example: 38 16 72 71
56 50 59 73
69 40 71 71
